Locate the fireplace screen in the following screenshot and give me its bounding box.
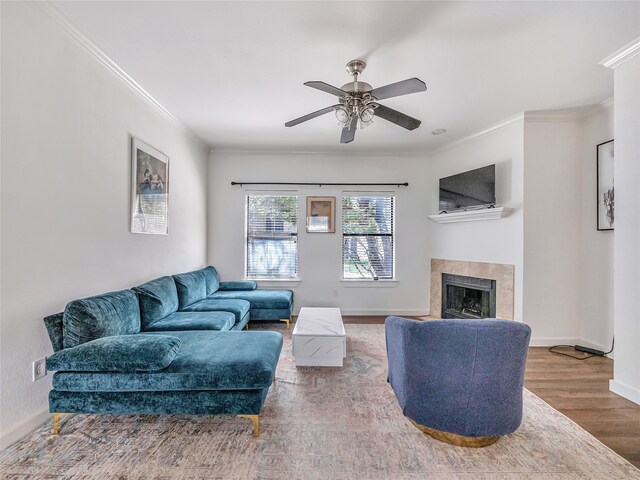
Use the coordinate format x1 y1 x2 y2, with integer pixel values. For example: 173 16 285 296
441 273 496 319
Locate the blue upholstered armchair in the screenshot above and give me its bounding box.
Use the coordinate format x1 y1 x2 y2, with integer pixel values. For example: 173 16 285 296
385 316 531 447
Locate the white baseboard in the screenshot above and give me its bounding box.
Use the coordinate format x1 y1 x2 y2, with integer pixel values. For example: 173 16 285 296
609 379 640 405
575 338 614 358
529 337 579 347
334 309 427 317
0 408 51 450
530 338 614 358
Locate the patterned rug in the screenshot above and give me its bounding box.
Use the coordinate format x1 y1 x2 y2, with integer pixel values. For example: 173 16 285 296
1 324 638 479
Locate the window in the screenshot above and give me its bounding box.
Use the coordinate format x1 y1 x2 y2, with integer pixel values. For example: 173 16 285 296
246 195 298 279
342 195 394 280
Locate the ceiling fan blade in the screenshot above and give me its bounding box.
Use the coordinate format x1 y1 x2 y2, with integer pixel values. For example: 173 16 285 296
340 115 357 144
374 104 421 131
285 105 340 127
369 78 426 101
304 81 349 97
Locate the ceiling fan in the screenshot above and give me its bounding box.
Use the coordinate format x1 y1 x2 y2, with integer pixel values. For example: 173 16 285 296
285 59 427 144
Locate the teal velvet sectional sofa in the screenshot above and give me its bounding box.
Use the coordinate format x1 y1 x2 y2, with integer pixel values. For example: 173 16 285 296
42 266 293 437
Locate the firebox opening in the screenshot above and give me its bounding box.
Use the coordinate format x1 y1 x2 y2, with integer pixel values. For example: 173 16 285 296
441 273 496 319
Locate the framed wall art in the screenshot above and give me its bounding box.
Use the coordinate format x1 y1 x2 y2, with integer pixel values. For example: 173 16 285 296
597 139 614 231
131 137 169 235
306 196 335 233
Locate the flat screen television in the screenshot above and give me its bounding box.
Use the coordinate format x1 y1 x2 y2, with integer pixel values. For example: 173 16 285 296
439 164 496 212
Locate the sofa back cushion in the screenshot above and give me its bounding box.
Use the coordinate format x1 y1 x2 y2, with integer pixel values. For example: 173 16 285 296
63 290 141 349
44 312 65 352
48 334 181 372
133 276 179 328
173 270 207 308
201 266 220 295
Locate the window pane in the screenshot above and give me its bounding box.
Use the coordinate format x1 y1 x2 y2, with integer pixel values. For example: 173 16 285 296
246 195 298 279
132 194 168 234
342 196 394 279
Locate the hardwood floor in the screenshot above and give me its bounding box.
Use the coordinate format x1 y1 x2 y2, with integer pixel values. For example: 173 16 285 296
525 346 640 469
335 316 640 469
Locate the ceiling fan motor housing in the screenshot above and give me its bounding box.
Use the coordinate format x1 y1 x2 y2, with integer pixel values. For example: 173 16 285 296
340 81 373 94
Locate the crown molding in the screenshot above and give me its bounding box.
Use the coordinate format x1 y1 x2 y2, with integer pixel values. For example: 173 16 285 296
29 1 205 146
524 111 585 122
524 100 614 123
600 96 614 109
524 108 593 123
209 146 427 158
600 36 640 69
427 99 613 156
427 113 524 156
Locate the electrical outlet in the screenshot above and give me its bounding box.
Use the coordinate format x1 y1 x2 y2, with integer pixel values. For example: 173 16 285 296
32 357 46 381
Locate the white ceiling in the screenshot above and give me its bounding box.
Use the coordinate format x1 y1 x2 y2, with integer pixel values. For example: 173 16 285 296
54 1 640 154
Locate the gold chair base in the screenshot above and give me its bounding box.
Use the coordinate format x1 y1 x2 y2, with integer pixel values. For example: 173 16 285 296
280 318 290 329
410 420 500 448
238 414 260 437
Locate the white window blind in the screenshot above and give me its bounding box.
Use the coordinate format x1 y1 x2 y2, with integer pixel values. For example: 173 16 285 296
246 195 298 279
132 194 168 234
342 195 394 280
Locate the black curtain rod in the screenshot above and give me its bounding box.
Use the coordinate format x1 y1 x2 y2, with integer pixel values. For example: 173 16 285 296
231 181 409 187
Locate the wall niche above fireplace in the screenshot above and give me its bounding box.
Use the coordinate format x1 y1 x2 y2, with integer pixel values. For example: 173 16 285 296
441 273 496 319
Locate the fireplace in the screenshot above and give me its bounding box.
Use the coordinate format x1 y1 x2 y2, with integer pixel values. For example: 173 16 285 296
441 273 496 319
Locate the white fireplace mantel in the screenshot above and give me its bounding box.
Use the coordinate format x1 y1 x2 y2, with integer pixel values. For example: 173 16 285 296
428 206 509 224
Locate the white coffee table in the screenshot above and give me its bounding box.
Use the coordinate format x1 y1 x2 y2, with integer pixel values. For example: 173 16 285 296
292 307 346 367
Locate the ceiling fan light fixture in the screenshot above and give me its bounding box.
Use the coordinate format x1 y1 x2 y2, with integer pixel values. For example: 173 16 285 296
360 107 375 123
335 106 350 126
358 118 373 130
358 107 375 129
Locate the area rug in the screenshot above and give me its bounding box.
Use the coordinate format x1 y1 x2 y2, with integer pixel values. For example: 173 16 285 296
1 324 638 479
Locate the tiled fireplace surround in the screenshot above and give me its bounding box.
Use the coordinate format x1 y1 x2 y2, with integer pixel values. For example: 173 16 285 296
430 259 515 320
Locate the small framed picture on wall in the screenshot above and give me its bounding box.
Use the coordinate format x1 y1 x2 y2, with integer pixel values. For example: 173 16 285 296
306 196 335 233
131 137 170 235
597 139 614 231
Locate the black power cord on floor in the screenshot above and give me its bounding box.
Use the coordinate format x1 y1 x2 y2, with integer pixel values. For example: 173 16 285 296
549 337 614 360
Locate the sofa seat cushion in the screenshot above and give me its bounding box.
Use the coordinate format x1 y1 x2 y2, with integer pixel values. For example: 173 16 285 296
47 334 181 372
52 330 283 392
172 270 207 308
63 290 141 349
181 298 250 323
208 289 293 310
133 276 179 328
144 311 235 332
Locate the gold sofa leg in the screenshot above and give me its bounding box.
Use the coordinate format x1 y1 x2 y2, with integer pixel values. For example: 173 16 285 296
244 324 249 330
409 419 499 448
52 413 70 435
238 414 260 437
280 315 293 329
